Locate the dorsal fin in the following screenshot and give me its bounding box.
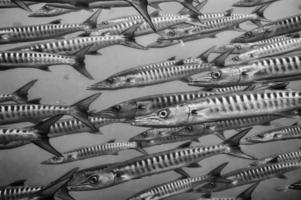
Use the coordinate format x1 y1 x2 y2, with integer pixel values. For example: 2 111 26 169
82 9 102 29
211 49 234 67
9 179 26 187
177 142 192 148
107 139 116 143
167 56 176 61
178 0 207 15
224 8 233 16
48 19 62 24
196 45 216 62
12 79 38 103
207 162 228 177
150 10 161 18
237 182 259 200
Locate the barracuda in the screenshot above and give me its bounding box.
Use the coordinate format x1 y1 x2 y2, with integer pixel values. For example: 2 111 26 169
0 115 64 156
250 149 301 166
132 90 301 128
0 9 101 44
188 55 301 88
233 0 279 7
215 34 299 54
231 14 301 43
67 129 255 191
0 47 94 79
0 79 38 104
131 115 280 142
41 140 145 165
128 162 229 200
28 4 79 17
230 37 301 65
0 168 77 200
244 122 301 144
198 161 301 193
0 93 100 133
11 23 146 55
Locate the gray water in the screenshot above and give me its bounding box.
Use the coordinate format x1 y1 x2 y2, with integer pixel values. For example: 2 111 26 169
0 0 301 200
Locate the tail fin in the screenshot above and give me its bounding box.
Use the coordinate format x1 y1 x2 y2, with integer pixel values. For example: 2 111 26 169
12 79 38 104
82 9 102 29
72 45 94 80
125 0 157 32
207 162 228 178
121 22 147 50
70 93 102 132
223 128 256 160
196 45 216 62
177 0 207 15
250 4 271 26
34 168 78 200
237 182 259 200
32 115 64 157
11 0 32 11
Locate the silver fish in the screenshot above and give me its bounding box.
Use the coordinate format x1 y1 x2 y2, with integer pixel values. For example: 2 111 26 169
229 37 301 65
233 0 279 7
132 90 301 128
128 162 229 200
0 9 101 44
231 14 301 43
0 168 77 200
244 122 301 144
41 140 145 165
11 23 146 55
0 93 101 133
67 129 255 191
0 79 38 104
198 161 301 193
28 4 79 17
0 46 93 79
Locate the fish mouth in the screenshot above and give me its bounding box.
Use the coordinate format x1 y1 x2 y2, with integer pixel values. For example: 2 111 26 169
146 40 180 48
241 137 261 145
131 116 162 127
187 77 215 87
87 82 111 90
230 37 246 43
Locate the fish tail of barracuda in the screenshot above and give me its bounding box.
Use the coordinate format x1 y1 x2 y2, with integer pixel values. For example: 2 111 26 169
249 3 271 26
70 45 94 79
133 141 149 155
120 22 147 50
81 9 102 30
69 93 101 133
11 79 38 103
223 127 256 160
11 0 32 11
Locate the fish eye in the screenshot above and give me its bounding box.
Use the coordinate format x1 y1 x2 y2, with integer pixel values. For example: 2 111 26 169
249 53 254 58
257 134 264 138
167 30 176 36
88 175 99 184
235 45 242 50
210 71 222 79
102 21 109 25
245 32 253 37
52 157 61 161
185 126 193 132
158 109 169 119
112 105 121 112
0 34 9 40
137 104 145 110
232 56 240 61
106 78 114 84
126 78 133 83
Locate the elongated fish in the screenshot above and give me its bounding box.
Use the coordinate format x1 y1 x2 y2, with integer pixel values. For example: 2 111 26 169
132 90 301 128
215 34 299 54
0 46 93 79
128 162 229 200
194 182 259 200
67 129 255 191
0 9 101 44
0 93 101 133
230 37 301 65
231 14 301 43
11 23 146 55
187 54 301 88
0 115 64 156
198 161 301 193
275 179 301 192
0 79 38 104
28 4 79 17
244 122 301 144
233 0 279 7
0 168 77 200
250 149 301 166
0 0 36 8
41 140 145 165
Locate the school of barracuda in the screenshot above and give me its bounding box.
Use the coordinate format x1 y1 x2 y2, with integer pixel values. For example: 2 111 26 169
0 0 300 200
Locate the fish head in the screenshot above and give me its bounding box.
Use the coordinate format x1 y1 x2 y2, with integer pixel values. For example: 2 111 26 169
41 153 76 165
187 67 242 87
232 0 262 7
229 50 257 65
129 128 179 141
0 32 13 43
197 180 233 193
146 39 180 48
244 131 283 143
67 169 116 191
98 100 139 120
158 27 193 40
132 104 190 127
87 74 138 90
231 26 271 43
215 43 252 54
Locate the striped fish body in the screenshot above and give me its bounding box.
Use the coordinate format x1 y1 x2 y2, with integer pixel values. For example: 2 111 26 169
0 94 17 104
0 103 71 125
250 150 301 166
0 51 76 70
216 35 297 54
133 90 301 127
231 38 301 65
0 23 89 44
0 186 43 200
28 6 77 17
245 124 301 144
231 14 301 43
129 127 187 141
128 174 212 200
0 0 36 8
88 63 214 90
13 35 130 55
89 0 175 9
200 161 301 193
92 15 195 36
42 141 138 164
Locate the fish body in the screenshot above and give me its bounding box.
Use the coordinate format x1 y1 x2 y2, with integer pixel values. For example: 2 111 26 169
231 14 301 43
199 161 301 193
0 185 44 200
0 0 36 8
188 55 301 88
132 90 301 127
233 0 279 7
42 140 140 164
244 123 301 144
230 37 301 65
28 4 78 17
